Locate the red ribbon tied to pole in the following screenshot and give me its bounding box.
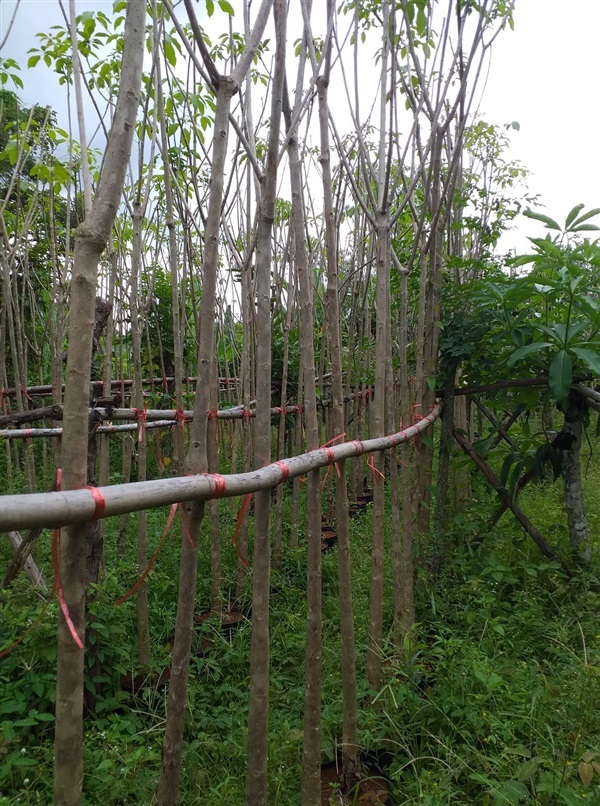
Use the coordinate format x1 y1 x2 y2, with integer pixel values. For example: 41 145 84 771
134 407 147 442
320 432 345 490
367 452 385 483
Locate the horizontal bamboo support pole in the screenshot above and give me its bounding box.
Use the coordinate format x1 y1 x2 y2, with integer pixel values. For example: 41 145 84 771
0 406 308 437
0 395 375 435
0 403 441 533
0 377 241 396
0 420 179 439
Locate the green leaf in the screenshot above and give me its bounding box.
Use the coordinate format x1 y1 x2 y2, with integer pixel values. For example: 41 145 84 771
516 760 539 782
492 779 529 803
205 0 214 16
570 206 600 227
500 453 516 487
504 746 531 758
570 347 600 376
523 208 561 231
507 342 552 367
537 324 567 346
218 0 235 14
565 321 590 345
509 254 538 268
27 54 41 68
571 223 600 232
164 39 176 66
416 7 427 36
565 203 585 228
549 349 572 403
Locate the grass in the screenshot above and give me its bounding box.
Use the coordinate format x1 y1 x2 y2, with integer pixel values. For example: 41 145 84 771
0 431 599 804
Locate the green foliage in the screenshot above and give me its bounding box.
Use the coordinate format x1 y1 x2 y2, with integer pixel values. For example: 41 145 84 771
439 206 600 410
503 208 600 404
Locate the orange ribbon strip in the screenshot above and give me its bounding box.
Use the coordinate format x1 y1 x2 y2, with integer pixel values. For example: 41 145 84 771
116 503 178 605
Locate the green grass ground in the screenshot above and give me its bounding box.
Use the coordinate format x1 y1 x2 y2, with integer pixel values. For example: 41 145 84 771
1 434 599 804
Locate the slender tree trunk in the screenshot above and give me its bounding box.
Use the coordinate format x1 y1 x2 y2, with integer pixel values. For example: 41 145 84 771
53 5 144 802
560 392 590 565
366 212 389 693
130 202 151 667
246 4 285 802
398 271 414 632
158 72 236 805
432 366 456 572
282 6 325 798
317 6 360 782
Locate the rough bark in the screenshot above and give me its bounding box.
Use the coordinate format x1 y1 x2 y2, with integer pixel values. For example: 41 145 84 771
560 393 590 565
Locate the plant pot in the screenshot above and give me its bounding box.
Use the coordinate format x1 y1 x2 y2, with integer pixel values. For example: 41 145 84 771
320 760 389 804
322 528 338 548
195 608 249 638
120 666 170 695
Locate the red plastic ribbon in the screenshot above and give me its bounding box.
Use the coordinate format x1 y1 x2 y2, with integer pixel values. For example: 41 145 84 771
52 528 84 649
84 486 106 520
319 433 345 490
178 503 197 550
231 493 252 568
274 460 290 482
21 385 32 402
116 503 178 605
198 472 227 499
174 408 187 431
352 439 365 455
367 452 385 483
208 409 219 442
411 402 424 424
134 408 147 442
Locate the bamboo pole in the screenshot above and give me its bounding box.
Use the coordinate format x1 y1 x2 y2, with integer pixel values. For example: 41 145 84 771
0 405 441 533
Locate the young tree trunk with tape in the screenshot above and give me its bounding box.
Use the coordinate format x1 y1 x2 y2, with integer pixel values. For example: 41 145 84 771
53 3 145 802
317 0 360 788
245 2 285 801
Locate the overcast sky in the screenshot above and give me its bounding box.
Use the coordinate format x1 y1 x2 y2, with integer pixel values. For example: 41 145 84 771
2 0 599 253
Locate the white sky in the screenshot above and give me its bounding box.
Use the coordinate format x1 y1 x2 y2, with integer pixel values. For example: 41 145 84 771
1 0 600 253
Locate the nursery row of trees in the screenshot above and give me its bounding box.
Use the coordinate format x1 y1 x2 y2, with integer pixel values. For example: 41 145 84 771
1 0 599 803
